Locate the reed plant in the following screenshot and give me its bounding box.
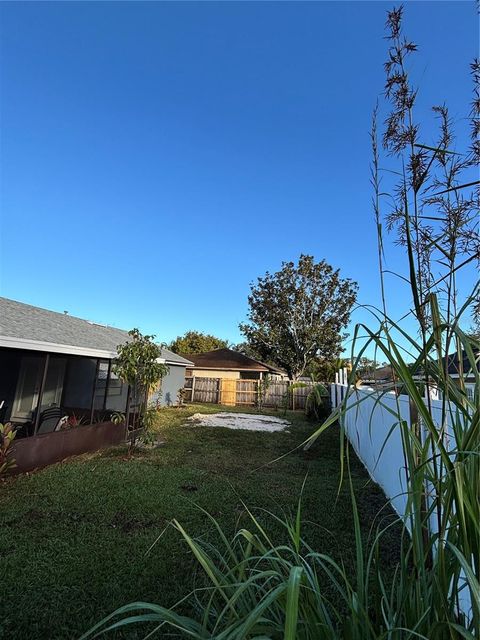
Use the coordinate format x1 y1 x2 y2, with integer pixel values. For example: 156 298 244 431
81 5 479 639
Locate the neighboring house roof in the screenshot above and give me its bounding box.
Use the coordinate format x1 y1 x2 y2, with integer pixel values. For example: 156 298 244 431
372 365 394 381
359 364 394 383
183 348 284 374
0 297 192 365
360 351 479 383
444 349 479 378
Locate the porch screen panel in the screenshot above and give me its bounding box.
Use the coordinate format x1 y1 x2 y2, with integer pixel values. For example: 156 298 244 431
105 369 128 412
12 355 44 420
40 357 66 411
93 360 110 410
63 358 97 410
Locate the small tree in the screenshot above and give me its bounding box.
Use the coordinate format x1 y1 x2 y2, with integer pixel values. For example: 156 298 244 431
114 329 168 444
169 330 229 354
239 255 358 380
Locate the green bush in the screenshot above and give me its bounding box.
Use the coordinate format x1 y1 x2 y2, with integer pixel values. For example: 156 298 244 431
305 383 330 420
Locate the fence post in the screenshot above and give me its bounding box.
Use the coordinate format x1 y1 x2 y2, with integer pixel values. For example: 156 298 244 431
191 376 196 403
341 367 348 402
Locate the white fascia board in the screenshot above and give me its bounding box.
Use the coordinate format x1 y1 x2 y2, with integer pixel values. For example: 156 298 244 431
190 367 266 372
0 335 117 359
157 357 192 367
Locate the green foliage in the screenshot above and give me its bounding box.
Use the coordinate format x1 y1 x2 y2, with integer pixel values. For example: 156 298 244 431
239 255 358 380
80 499 373 640
306 357 350 383
114 329 168 394
169 330 229 355
305 301 480 638
255 374 270 410
309 4 480 634
232 342 265 362
138 405 161 446
110 412 125 426
177 387 187 406
0 422 16 475
305 383 329 420
114 329 169 452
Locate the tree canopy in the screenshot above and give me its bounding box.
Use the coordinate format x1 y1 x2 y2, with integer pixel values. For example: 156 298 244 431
306 357 351 383
239 255 358 380
169 330 229 355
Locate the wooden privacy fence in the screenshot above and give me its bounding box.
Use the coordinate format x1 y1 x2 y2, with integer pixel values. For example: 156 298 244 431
183 377 325 409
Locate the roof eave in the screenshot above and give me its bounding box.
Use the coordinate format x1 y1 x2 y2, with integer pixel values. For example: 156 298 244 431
0 335 117 359
186 365 270 372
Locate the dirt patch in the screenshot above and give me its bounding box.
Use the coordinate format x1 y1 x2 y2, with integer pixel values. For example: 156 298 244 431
187 412 290 432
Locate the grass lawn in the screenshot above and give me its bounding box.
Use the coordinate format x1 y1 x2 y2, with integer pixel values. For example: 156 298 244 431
0 404 398 639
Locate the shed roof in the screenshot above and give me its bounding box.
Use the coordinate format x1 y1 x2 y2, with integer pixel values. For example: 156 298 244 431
0 297 192 365
182 348 284 374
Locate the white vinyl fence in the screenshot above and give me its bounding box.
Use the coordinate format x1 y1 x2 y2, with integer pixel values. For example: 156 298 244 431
330 369 454 521
331 378 411 519
331 369 473 618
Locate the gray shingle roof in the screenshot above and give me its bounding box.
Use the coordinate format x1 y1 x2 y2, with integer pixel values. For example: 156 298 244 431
0 297 192 366
160 347 193 366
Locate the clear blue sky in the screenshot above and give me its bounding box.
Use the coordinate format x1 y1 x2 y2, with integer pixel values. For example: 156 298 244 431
0 1 477 354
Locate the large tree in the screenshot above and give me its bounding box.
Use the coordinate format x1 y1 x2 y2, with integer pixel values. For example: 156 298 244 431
169 330 229 355
239 255 358 380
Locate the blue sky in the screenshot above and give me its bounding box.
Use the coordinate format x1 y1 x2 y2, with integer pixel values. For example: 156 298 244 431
0 1 478 355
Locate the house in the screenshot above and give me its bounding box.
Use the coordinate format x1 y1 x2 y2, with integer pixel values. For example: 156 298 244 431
359 364 394 386
358 352 479 401
181 348 287 406
183 348 286 380
0 297 192 471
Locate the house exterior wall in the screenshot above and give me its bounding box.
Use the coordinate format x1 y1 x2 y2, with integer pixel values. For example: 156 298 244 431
152 364 187 406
